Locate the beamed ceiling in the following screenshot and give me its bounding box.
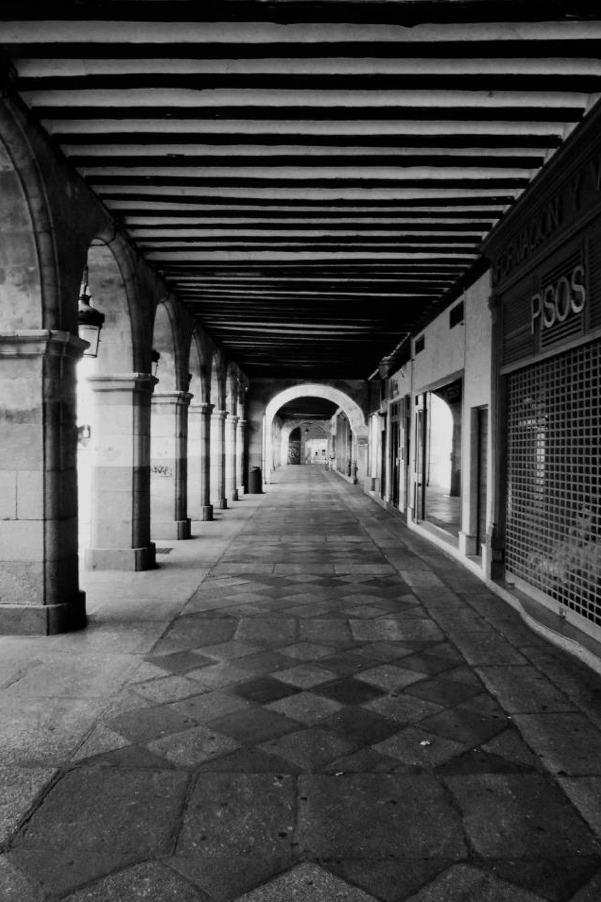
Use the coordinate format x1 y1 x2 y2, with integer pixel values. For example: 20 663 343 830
2 1 601 378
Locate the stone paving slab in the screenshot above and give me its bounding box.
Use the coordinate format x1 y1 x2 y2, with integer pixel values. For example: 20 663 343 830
296 773 466 859
446 773 601 858
15 769 189 856
0 767 57 845
178 774 296 857
2 466 601 900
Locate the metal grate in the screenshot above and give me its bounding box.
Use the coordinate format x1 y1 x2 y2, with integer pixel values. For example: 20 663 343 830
502 287 534 367
505 339 601 627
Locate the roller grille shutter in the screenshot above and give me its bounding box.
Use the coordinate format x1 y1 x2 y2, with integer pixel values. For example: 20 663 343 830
505 339 601 626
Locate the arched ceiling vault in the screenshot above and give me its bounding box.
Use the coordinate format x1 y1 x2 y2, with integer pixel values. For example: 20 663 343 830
2 0 601 378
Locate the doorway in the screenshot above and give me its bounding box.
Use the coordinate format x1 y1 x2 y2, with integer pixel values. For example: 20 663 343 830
288 427 301 464
414 379 463 538
389 402 400 508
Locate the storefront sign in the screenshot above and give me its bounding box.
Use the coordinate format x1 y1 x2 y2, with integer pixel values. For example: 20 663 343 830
487 131 601 290
530 264 586 334
494 198 561 286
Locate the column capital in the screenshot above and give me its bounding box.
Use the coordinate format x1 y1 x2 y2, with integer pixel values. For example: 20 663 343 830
189 402 214 415
237 418 247 427
152 390 193 407
212 409 229 421
86 373 157 394
0 329 88 361
228 414 240 427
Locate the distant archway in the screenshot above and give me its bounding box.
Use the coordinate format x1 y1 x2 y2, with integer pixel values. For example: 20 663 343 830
281 419 329 467
264 383 368 483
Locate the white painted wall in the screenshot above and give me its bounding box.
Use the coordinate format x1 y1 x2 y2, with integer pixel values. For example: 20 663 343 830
407 270 493 563
412 311 465 393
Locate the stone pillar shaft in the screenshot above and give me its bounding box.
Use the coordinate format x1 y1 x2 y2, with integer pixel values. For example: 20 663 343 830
236 418 246 496
85 373 156 571
0 330 87 633
151 391 192 540
188 402 213 521
210 410 228 510
225 414 239 503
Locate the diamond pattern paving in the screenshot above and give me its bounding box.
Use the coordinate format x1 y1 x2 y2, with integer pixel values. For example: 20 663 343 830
5 466 601 901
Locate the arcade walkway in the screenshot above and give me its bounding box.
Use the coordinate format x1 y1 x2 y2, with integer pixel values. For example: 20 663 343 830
2 467 601 901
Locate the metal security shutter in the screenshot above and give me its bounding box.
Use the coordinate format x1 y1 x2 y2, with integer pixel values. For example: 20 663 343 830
539 248 584 351
505 339 601 627
502 285 535 367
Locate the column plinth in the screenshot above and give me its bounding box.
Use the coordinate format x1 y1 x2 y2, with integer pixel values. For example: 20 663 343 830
151 391 193 540
0 330 88 633
211 410 228 509
236 418 246 497
189 402 214 521
85 373 156 571
225 414 239 503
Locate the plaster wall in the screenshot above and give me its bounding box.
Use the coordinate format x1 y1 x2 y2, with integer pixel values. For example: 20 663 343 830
407 271 493 560
412 309 465 394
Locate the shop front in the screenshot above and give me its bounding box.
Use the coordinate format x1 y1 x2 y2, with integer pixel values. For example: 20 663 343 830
485 104 601 640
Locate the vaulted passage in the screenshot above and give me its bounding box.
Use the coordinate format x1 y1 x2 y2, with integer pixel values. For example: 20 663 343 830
3 6 601 893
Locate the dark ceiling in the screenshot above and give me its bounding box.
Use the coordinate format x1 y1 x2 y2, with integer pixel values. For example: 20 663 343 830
278 397 339 421
2 1 601 378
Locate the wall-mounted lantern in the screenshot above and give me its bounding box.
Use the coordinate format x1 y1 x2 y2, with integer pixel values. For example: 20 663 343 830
77 265 105 357
151 349 160 378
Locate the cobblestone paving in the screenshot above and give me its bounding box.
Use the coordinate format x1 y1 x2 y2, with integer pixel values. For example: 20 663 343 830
2 466 601 900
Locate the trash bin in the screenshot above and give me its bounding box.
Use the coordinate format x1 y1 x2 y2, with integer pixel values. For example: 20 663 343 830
248 466 262 494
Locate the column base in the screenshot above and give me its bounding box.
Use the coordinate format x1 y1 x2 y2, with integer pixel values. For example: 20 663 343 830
459 531 478 556
85 544 156 571
231 489 239 502
200 504 213 521
177 518 192 539
215 497 228 509
237 485 245 498
0 592 87 636
152 519 192 540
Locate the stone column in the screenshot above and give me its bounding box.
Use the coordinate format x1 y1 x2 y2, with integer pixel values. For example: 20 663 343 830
0 331 87 634
236 418 246 497
85 373 156 571
210 409 228 510
151 391 192 540
188 402 213 521
225 414 239 503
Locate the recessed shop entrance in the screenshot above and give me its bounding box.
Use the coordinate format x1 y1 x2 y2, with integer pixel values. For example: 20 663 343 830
414 378 462 538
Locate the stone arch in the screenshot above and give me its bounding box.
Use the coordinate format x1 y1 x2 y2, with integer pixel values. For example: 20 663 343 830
263 383 368 483
152 299 178 393
237 375 248 421
0 100 58 330
84 238 137 374
225 363 239 417
265 383 367 440
209 348 227 410
190 331 212 403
